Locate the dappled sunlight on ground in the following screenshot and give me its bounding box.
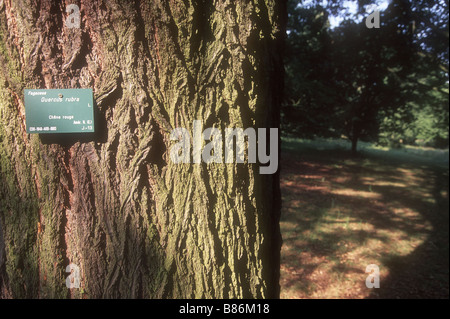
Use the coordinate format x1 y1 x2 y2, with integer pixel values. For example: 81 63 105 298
329 188 382 199
279 146 448 299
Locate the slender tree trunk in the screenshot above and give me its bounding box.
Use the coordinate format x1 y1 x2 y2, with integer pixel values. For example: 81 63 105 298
0 0 285 298
351 136 358 154
350 117 361 155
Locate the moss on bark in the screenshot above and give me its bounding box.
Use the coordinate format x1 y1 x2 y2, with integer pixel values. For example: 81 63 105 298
0 0 285 298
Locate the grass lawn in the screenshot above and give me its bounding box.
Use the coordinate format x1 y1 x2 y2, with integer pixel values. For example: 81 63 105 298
279 137 449 299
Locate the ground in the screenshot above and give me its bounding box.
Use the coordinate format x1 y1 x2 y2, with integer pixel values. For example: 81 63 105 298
279 138 449 299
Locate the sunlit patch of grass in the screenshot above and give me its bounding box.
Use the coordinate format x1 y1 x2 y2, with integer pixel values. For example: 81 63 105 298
364 180 407 188
330 188 382 199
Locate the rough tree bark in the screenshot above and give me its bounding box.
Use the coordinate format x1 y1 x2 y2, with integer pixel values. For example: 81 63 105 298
0 0 285 298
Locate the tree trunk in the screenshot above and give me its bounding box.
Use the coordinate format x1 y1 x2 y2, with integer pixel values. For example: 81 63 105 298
351 136 358 154
0 0 285 299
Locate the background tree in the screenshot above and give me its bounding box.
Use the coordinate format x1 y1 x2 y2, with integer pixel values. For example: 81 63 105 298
283 3 337 138
283 0 449 151
330 1 418 153
376 0 449 148
0 0 285 298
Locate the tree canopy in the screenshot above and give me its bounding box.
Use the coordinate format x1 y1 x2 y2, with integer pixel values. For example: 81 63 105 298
283 0 449 150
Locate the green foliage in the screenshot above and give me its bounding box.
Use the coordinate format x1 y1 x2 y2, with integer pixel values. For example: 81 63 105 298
283 0 449 150
282 2 338 138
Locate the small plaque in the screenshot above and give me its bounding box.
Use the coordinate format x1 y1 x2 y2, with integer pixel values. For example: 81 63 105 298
25 89 94 134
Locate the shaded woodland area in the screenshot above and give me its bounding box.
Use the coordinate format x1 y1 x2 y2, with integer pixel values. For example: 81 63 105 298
283 0 448 152
280 0 448 299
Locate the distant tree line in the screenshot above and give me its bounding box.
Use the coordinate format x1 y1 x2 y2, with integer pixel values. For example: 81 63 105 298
283 0 449 151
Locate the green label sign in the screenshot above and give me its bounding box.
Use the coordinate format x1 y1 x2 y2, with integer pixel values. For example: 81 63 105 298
24 89 95 134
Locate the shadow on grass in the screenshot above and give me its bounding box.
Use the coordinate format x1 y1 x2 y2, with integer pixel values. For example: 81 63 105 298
368 168 449 298
279 139 449 299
